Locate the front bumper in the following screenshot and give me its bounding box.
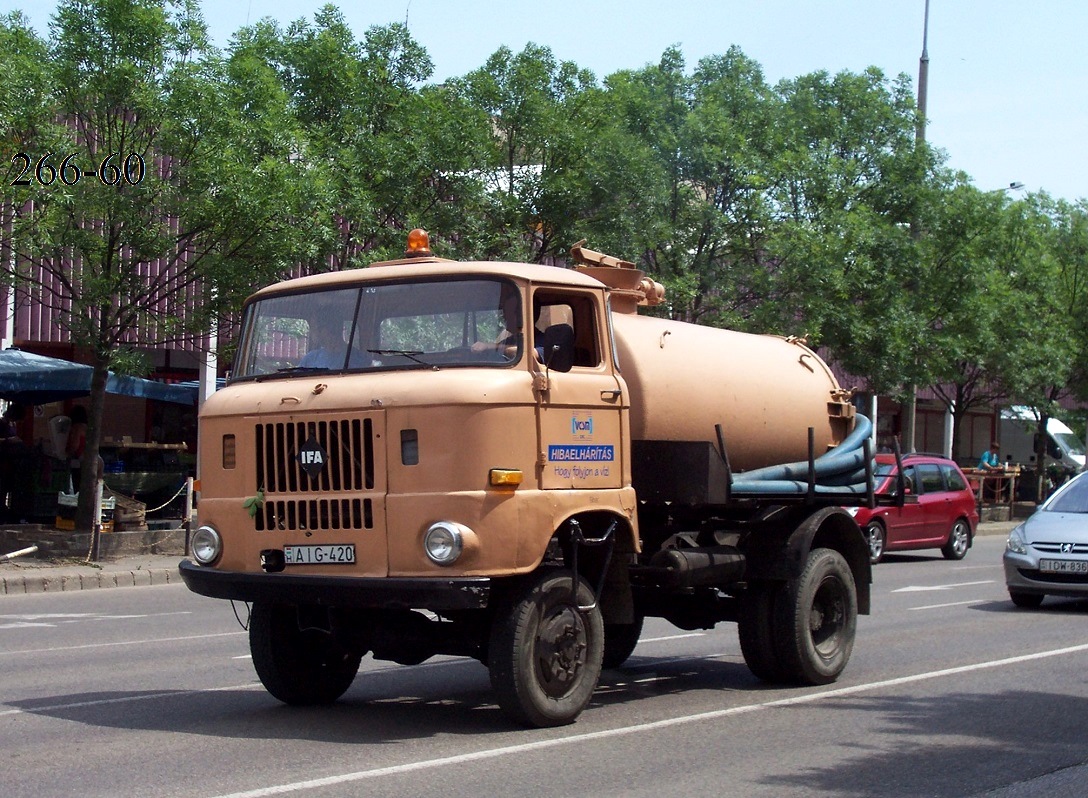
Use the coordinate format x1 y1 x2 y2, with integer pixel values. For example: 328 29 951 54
1003 553 1088 599
178 560 491 610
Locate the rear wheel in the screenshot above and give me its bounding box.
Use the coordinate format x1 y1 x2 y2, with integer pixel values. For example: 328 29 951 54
941 519 971 560
1009 590 1045 609
865 521 886 564
249 602 362 706
772 548 857 685
489 571 604 727
738 581 788 682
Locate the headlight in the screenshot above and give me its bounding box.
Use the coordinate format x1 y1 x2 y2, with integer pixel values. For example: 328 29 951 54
424 521 464 566
191 525 222 565
1006 525 1028 555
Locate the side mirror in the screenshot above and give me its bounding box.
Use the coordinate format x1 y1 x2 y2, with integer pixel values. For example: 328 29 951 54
539 324 574 373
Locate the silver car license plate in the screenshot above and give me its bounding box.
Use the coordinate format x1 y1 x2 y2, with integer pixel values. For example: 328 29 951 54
1039 558 1088 574
283 544 356 565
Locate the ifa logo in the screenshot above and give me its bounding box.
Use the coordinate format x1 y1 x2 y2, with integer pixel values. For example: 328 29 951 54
298 436 328 480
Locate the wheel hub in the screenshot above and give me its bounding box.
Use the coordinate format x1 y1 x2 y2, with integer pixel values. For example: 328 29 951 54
536 607 587 694
809 578 846 653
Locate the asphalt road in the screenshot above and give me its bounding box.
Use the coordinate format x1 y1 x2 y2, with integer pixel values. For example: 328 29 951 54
1 535 1086 798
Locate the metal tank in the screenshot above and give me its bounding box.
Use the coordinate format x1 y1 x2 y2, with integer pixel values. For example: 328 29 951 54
572 243 856 476
611 312 853 473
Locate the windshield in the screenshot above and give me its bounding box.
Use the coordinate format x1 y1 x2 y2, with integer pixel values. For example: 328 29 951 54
1052 432 1086 457
1045 475 1088 514
233 278 522 378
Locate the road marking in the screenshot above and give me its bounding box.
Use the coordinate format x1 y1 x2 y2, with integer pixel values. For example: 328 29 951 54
0 610 193 629
204 642 1088 798
0 630 243 657
892 580 994 593
639 633 704 643
908 600 986 611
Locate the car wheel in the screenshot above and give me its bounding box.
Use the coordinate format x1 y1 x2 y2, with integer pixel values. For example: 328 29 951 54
1009 590 1045 609
941 519 971 560
865 521 886 564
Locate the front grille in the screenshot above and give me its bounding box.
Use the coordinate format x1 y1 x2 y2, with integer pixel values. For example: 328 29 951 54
258 497 373 532
254 417 377 532
1032 542 1088 555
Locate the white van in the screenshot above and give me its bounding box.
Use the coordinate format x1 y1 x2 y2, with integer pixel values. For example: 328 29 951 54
1000 407 1086 474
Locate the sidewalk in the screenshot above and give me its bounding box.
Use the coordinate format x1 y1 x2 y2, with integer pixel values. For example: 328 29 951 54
0 520 1023 597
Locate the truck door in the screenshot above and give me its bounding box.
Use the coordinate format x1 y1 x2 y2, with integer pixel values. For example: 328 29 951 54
532 289 625 490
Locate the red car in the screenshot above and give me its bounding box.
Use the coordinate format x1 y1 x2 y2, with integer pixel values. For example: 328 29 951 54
848 453 979 564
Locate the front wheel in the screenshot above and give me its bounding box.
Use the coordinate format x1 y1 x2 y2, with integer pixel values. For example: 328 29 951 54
941 519 971 560
489 571 604 727
773 548 857 685
602 613 644 669
249 602 362 706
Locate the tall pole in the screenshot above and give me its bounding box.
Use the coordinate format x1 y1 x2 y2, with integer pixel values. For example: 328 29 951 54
903 0 930 454
916 0 930 143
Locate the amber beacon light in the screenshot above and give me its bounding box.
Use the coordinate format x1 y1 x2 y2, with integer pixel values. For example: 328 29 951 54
405 228 432 257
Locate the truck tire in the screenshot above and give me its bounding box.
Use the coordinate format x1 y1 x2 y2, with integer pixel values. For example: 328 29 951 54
737 582 789 682
489 570 604 727
772 548 857 685
249 602 362 706
602 613 644 669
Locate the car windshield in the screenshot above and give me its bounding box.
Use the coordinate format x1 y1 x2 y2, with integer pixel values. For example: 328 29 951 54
1045 476 1088 514
233 278 521 379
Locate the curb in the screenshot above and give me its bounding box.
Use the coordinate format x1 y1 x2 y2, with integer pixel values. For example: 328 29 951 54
0 566 180 596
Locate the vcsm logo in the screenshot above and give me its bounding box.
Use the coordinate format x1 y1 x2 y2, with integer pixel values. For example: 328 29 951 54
571 415 593 437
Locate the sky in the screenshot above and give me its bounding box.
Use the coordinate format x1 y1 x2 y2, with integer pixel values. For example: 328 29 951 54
7 0 1087 202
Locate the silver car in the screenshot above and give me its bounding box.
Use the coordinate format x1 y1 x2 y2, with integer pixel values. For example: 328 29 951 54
1004 471 1088 608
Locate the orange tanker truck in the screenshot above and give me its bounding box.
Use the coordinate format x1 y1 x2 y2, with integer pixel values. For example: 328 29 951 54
180 231 877 727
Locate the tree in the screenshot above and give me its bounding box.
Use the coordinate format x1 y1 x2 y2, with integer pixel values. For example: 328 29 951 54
1 0 320 533
449 43 657 264
997 195 1088 496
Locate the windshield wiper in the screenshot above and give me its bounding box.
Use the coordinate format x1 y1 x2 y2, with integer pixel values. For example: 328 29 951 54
250 366 331 382
368 349 431 366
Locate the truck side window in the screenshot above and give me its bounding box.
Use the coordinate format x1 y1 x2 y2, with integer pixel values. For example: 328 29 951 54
532 292 599 368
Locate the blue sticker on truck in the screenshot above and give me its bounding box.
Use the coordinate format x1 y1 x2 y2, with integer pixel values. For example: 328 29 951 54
548 445 615 462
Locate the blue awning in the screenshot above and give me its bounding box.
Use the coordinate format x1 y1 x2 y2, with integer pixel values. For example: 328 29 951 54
0 349 197 406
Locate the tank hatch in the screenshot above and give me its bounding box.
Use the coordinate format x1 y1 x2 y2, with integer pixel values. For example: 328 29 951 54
570 240 665 313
